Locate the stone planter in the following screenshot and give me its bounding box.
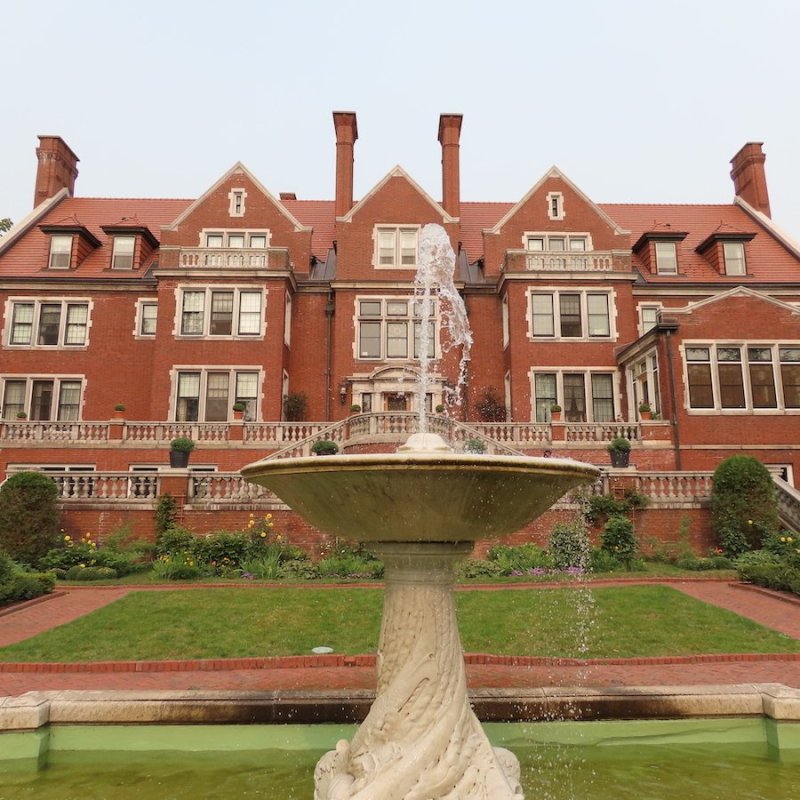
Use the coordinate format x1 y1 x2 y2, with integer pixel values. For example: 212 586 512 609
609 449 630 468
169 450 190 468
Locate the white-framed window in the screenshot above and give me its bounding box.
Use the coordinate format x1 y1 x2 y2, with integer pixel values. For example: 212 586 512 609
684 342 800 412
228 188 247 217
528 289 613 340
136 300 158 337
638 303 662 336
525 233 589 252
630 352 660 417
355 296 438 360
655 242 678 275
202 230 269 249
531 369 617 422
1 376 83 421
374 226 419 268
6 299 90 347
546 191 565 221
723 242 746 276
174 368 260 422
176 288 264 338
111 236 135 270
48 235 73 269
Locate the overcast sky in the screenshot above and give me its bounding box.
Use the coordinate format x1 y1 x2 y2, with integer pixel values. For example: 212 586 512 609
2 0 799 237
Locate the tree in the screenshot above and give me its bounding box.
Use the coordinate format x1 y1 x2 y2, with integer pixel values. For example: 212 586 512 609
0 218 12 236
0 471 61 566
711 455 779 556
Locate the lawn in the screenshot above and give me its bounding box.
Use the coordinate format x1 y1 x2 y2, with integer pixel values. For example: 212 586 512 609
0 585 796 663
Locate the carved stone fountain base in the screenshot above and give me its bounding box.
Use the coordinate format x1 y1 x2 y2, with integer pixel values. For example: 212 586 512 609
314 542 523 800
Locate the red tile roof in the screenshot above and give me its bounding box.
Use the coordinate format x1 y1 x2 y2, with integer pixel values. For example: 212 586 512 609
282 199 335 260
0 198 191 278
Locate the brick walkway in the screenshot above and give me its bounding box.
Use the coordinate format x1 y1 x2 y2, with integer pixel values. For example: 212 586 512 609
1 580 799 697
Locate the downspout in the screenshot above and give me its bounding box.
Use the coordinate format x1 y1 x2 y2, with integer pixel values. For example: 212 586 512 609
659 321 682 470
324 291 335 421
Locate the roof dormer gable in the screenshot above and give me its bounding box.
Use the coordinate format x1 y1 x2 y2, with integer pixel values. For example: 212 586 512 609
39 217 100 270
695 223 756 277
338 166 456 225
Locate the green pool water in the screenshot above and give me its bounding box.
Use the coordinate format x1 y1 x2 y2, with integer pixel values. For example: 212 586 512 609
1 720 799 799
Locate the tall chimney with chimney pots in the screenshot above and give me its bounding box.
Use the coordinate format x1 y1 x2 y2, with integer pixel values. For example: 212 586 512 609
34 136 79 208
438 114 463 218
333 112 358 218
730 142 771 218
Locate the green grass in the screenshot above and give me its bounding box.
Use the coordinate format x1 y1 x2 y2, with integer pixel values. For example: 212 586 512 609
0 585 796 663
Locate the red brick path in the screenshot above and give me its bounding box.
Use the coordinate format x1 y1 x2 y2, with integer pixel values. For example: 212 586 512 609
1 581 798 697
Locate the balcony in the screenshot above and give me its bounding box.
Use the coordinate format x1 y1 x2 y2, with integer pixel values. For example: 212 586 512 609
178 247 291 270
504 249 628 273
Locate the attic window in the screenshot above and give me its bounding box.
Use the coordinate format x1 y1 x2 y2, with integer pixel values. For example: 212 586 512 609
48 235 72 269
723 242 746 276
228 189 247 218
655 242 678 275
546 192 565 221
111 236 135 270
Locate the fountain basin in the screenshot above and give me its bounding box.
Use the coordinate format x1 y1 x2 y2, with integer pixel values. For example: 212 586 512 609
241 448 598 542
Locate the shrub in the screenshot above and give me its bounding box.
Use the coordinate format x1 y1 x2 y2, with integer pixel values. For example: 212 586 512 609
588 547 623 573
0 471 61 567
607 436 631 453
549 520 591 570
0 572 55 605
601 515 637 567
475 386 506 422
169 437 195 453
584 490 648 526
488 544 553 574
152 552 205 580
65 565 118 581
458 559 503 580
154 494 179 540
0 549 15 583
156 527 196 557
711 455 778 557
283 392 308 421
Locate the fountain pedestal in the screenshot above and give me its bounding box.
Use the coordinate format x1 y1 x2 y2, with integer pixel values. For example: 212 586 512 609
315 541 522 800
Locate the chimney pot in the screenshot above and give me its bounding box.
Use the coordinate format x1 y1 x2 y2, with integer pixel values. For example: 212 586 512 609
333 111 358 217
730 142 771 218
34 136 79 208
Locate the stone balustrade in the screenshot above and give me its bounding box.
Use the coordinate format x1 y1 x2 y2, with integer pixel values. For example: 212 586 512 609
17 471 161 501
178 247 290 270
504 249 626 273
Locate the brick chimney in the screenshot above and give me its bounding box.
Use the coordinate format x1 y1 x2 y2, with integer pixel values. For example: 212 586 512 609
438 114 463 218
730 142 771 218
333 111 358 218
34 136 80 207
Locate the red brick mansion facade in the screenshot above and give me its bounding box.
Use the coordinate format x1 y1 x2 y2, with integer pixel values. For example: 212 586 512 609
1 113 799 550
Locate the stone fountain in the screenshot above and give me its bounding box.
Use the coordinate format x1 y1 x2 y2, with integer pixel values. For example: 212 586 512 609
242 224 599 797
241 434 598 798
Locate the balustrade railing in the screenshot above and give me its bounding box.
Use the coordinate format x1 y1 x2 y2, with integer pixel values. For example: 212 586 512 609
564 422 639 444
775 477 800 530
189 474 277 503
21 471 161 501
504 250 626 273
0 421 111 442
178 247 291 269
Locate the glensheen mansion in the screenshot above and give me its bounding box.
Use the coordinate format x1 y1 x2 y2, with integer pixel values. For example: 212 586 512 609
1 113 799 551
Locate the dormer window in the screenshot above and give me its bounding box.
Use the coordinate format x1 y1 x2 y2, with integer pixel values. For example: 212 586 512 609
526 235 589 252
48 235 73 269
655 242 677 274
723 242 746 275
111 236 135 270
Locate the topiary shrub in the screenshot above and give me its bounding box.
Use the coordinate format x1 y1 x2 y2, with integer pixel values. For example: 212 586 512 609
549 519 591 570
601 514 637 568
711 455 778 557
0 471 61 567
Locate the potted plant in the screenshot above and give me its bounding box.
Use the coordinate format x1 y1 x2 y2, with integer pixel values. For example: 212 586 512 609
550 403 562 421
169 436 195 468
15 411 27 420
350 403 362 414
435 404 446 414
607 436 631 468
113 403 126 420
311 439 339 456
638 402 652 421
464 438 487 454
232 401 246 420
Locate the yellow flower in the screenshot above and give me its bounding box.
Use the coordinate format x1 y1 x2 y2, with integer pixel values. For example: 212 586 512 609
247 520 255 528
266 513 273 520
781 536 787 543
64 535 71 541
788 536 794 543
260 532 267 538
